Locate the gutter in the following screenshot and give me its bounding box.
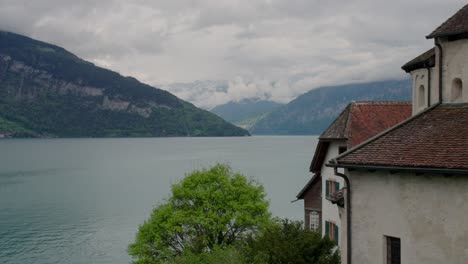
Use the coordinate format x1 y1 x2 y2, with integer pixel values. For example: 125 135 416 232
327 163 468 175
427 65 431 107
331 163 351 264
435 40 443 103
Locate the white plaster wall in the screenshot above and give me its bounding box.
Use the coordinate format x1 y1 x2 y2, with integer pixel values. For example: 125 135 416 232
348 169 468 264
410 67 438 115
321 140 347 261
440 38 468 103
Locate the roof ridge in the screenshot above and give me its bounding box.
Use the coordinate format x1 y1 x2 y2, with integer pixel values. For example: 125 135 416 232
329 103 441 165
352 101 411 105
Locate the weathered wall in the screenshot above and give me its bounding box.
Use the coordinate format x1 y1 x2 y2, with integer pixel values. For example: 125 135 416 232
321 140 347 260
304 178 322 209
440 38 468 103
410 67 438 115
303 177 322 231
348 169 468 264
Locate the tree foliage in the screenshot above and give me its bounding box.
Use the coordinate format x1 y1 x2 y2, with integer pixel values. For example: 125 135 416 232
172 245 244 264
128 164 270 264
241 219 340 264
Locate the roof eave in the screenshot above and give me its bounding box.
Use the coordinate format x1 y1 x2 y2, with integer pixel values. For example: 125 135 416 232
426 30 468 39
401 60 435 73
296 173 321 199
326 163 468 175
309 141 330 173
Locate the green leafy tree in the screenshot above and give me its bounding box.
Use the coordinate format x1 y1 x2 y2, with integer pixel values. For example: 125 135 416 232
128 164 271 264
241 219 340 264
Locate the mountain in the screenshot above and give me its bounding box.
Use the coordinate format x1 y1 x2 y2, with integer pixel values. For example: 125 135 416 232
250 79 412 135
211 99 283 129
164 80 229 109
0 31 249 137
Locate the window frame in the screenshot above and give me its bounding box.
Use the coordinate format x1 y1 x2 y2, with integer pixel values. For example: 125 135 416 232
309 211 320 232
325 179 340 198
324 221 339 244
385 236 401 264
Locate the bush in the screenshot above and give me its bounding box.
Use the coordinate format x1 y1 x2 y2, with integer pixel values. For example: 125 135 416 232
241 219 340 264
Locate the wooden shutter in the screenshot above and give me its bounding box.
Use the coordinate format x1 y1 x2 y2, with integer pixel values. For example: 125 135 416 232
335 181 340 192
333 224 339 243
325 221 329 237
325 180 330 196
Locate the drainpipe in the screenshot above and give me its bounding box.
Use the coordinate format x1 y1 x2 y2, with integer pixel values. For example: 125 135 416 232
435 40 443 103
427 66 431 107
333 166 351 264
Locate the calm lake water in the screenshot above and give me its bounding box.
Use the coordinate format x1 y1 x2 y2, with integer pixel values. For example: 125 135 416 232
0 136 318 264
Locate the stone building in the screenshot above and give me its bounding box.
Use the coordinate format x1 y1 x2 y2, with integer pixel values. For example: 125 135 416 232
327 4 468 264
297 102 411 242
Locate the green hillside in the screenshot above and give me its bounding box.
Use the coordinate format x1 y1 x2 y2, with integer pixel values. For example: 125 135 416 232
211 99 283 129
0 31 249 137
250 79 412 135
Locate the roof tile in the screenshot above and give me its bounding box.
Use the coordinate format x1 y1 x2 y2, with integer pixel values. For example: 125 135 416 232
337 104 468 170
319 101 412 147
427 4 468 39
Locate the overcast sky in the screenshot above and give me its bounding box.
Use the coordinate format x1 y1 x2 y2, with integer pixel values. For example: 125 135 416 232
1 0 466 108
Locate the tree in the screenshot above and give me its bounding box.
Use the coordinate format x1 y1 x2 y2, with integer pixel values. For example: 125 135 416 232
241 219 341 264
128 164 271 264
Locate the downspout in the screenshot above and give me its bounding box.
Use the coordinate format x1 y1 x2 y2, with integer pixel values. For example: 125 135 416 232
435 40 443 103
426 65 431 107
333 165 351 264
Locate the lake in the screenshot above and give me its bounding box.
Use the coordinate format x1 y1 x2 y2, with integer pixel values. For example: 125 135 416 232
0 136 318 264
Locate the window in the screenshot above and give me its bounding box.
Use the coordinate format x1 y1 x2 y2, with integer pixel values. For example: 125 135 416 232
338 146 347 154
418 85 425 108
385 236 401 264
452 78 463 102
309 211 320 232
325 221 339 243
325 180 340 197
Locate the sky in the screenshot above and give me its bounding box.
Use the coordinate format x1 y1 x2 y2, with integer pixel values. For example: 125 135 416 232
0 0 466 108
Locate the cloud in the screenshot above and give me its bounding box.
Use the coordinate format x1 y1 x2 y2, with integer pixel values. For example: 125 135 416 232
0 0 466 107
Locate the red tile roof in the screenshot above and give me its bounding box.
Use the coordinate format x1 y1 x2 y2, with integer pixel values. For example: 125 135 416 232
427 4 468 39
310 101 411 172
320 101 412 147
336 104 468 170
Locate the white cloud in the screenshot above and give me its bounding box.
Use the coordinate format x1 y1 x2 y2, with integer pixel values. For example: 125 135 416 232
0 0 466 107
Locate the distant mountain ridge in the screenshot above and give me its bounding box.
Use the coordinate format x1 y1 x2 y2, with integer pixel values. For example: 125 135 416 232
250 79 412 135
0 31 249 137
211 99 283 129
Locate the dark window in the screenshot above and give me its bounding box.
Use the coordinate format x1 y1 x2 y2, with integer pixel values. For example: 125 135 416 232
386 236 401 264
324 221 339 244
338 146 347 154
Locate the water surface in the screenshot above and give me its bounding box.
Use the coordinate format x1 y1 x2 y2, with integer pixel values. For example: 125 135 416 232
0 136 318 263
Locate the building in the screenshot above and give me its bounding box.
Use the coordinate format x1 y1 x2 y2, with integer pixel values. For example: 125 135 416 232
297 102 411 240
327 4 468 264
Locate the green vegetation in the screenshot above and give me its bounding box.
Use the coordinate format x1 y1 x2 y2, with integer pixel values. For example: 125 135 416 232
129 164 340 264
0 31 249 137
242 219 340 264
0 116 36 137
